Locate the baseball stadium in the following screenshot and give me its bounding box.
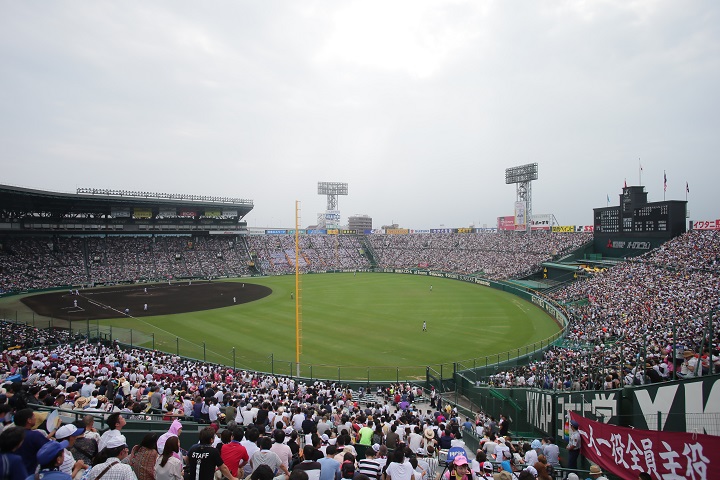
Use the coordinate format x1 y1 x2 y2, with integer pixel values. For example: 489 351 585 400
1 180 718 479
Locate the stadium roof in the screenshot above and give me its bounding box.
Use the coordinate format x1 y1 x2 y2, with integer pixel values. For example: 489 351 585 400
0 184 254 219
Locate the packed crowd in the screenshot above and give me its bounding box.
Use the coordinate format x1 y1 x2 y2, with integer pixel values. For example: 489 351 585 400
245 235 370 275
0 321 79 351
0 334 620 480
0 236 255 292
487 230 720 388
1 232 591 293
0 237 86 293
0 339 502 480
2 229 718 395
367 232 591 280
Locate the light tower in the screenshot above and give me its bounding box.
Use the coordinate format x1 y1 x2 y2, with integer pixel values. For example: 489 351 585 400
505 163 538 233
317 182 348 228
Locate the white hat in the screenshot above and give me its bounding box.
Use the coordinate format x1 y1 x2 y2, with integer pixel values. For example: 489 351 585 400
55 424 85 440
104 434 128 450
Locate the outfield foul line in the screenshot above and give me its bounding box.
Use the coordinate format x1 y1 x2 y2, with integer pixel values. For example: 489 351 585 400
78 294 210 351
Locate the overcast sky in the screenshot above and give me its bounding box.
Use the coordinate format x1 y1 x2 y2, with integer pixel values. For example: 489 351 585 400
1 1 718 229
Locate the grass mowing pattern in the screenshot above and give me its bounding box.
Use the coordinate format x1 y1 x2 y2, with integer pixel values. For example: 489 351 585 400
1 273 560 380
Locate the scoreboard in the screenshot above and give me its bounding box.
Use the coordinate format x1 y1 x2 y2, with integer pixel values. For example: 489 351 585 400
593 186 687 256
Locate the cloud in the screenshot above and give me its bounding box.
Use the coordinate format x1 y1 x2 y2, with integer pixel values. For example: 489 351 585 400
1 1 718 228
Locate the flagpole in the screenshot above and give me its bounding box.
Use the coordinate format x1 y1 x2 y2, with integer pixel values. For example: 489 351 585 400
638 158 642 185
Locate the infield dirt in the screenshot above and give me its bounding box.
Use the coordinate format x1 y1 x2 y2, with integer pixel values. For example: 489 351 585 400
21 281 271 321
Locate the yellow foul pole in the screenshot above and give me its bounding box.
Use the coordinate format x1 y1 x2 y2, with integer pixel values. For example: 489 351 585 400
295 201 301 377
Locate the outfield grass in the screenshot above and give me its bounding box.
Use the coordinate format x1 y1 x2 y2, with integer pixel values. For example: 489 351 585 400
1 273 560 380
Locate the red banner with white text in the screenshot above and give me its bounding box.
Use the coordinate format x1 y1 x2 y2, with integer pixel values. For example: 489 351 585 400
570 412 718 480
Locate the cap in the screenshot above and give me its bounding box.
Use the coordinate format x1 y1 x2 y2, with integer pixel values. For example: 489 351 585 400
567 474 580 480
372 443 380 452
589 465 602 474
525 466 537 476
37 440 69 466
530 439 541 449
482 461 493 471
104 434 128 450
452 455 468 466
569 420 579 428
55 424 85 440
321 434 329 442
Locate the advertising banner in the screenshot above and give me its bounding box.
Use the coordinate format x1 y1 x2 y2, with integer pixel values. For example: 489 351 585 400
692 219 720 230
514 201 527 229
341 229 357 234
110 208 131 218
456 228 473 233
570 412 719 480
204 210 221 217
133 208 152 219
159 207 176 217
430 228 452 233
327 229 339 235
497 216 515 231
531 214 552 230
552 225 576 232
265 229 287 234
386 228 409 235
179 210 196 218
631 375 720 435
410 229 431 234
222 209 238 217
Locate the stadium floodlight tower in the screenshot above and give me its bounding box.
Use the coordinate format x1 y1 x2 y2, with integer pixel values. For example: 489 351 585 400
317 182 348 228
505 163 538 233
